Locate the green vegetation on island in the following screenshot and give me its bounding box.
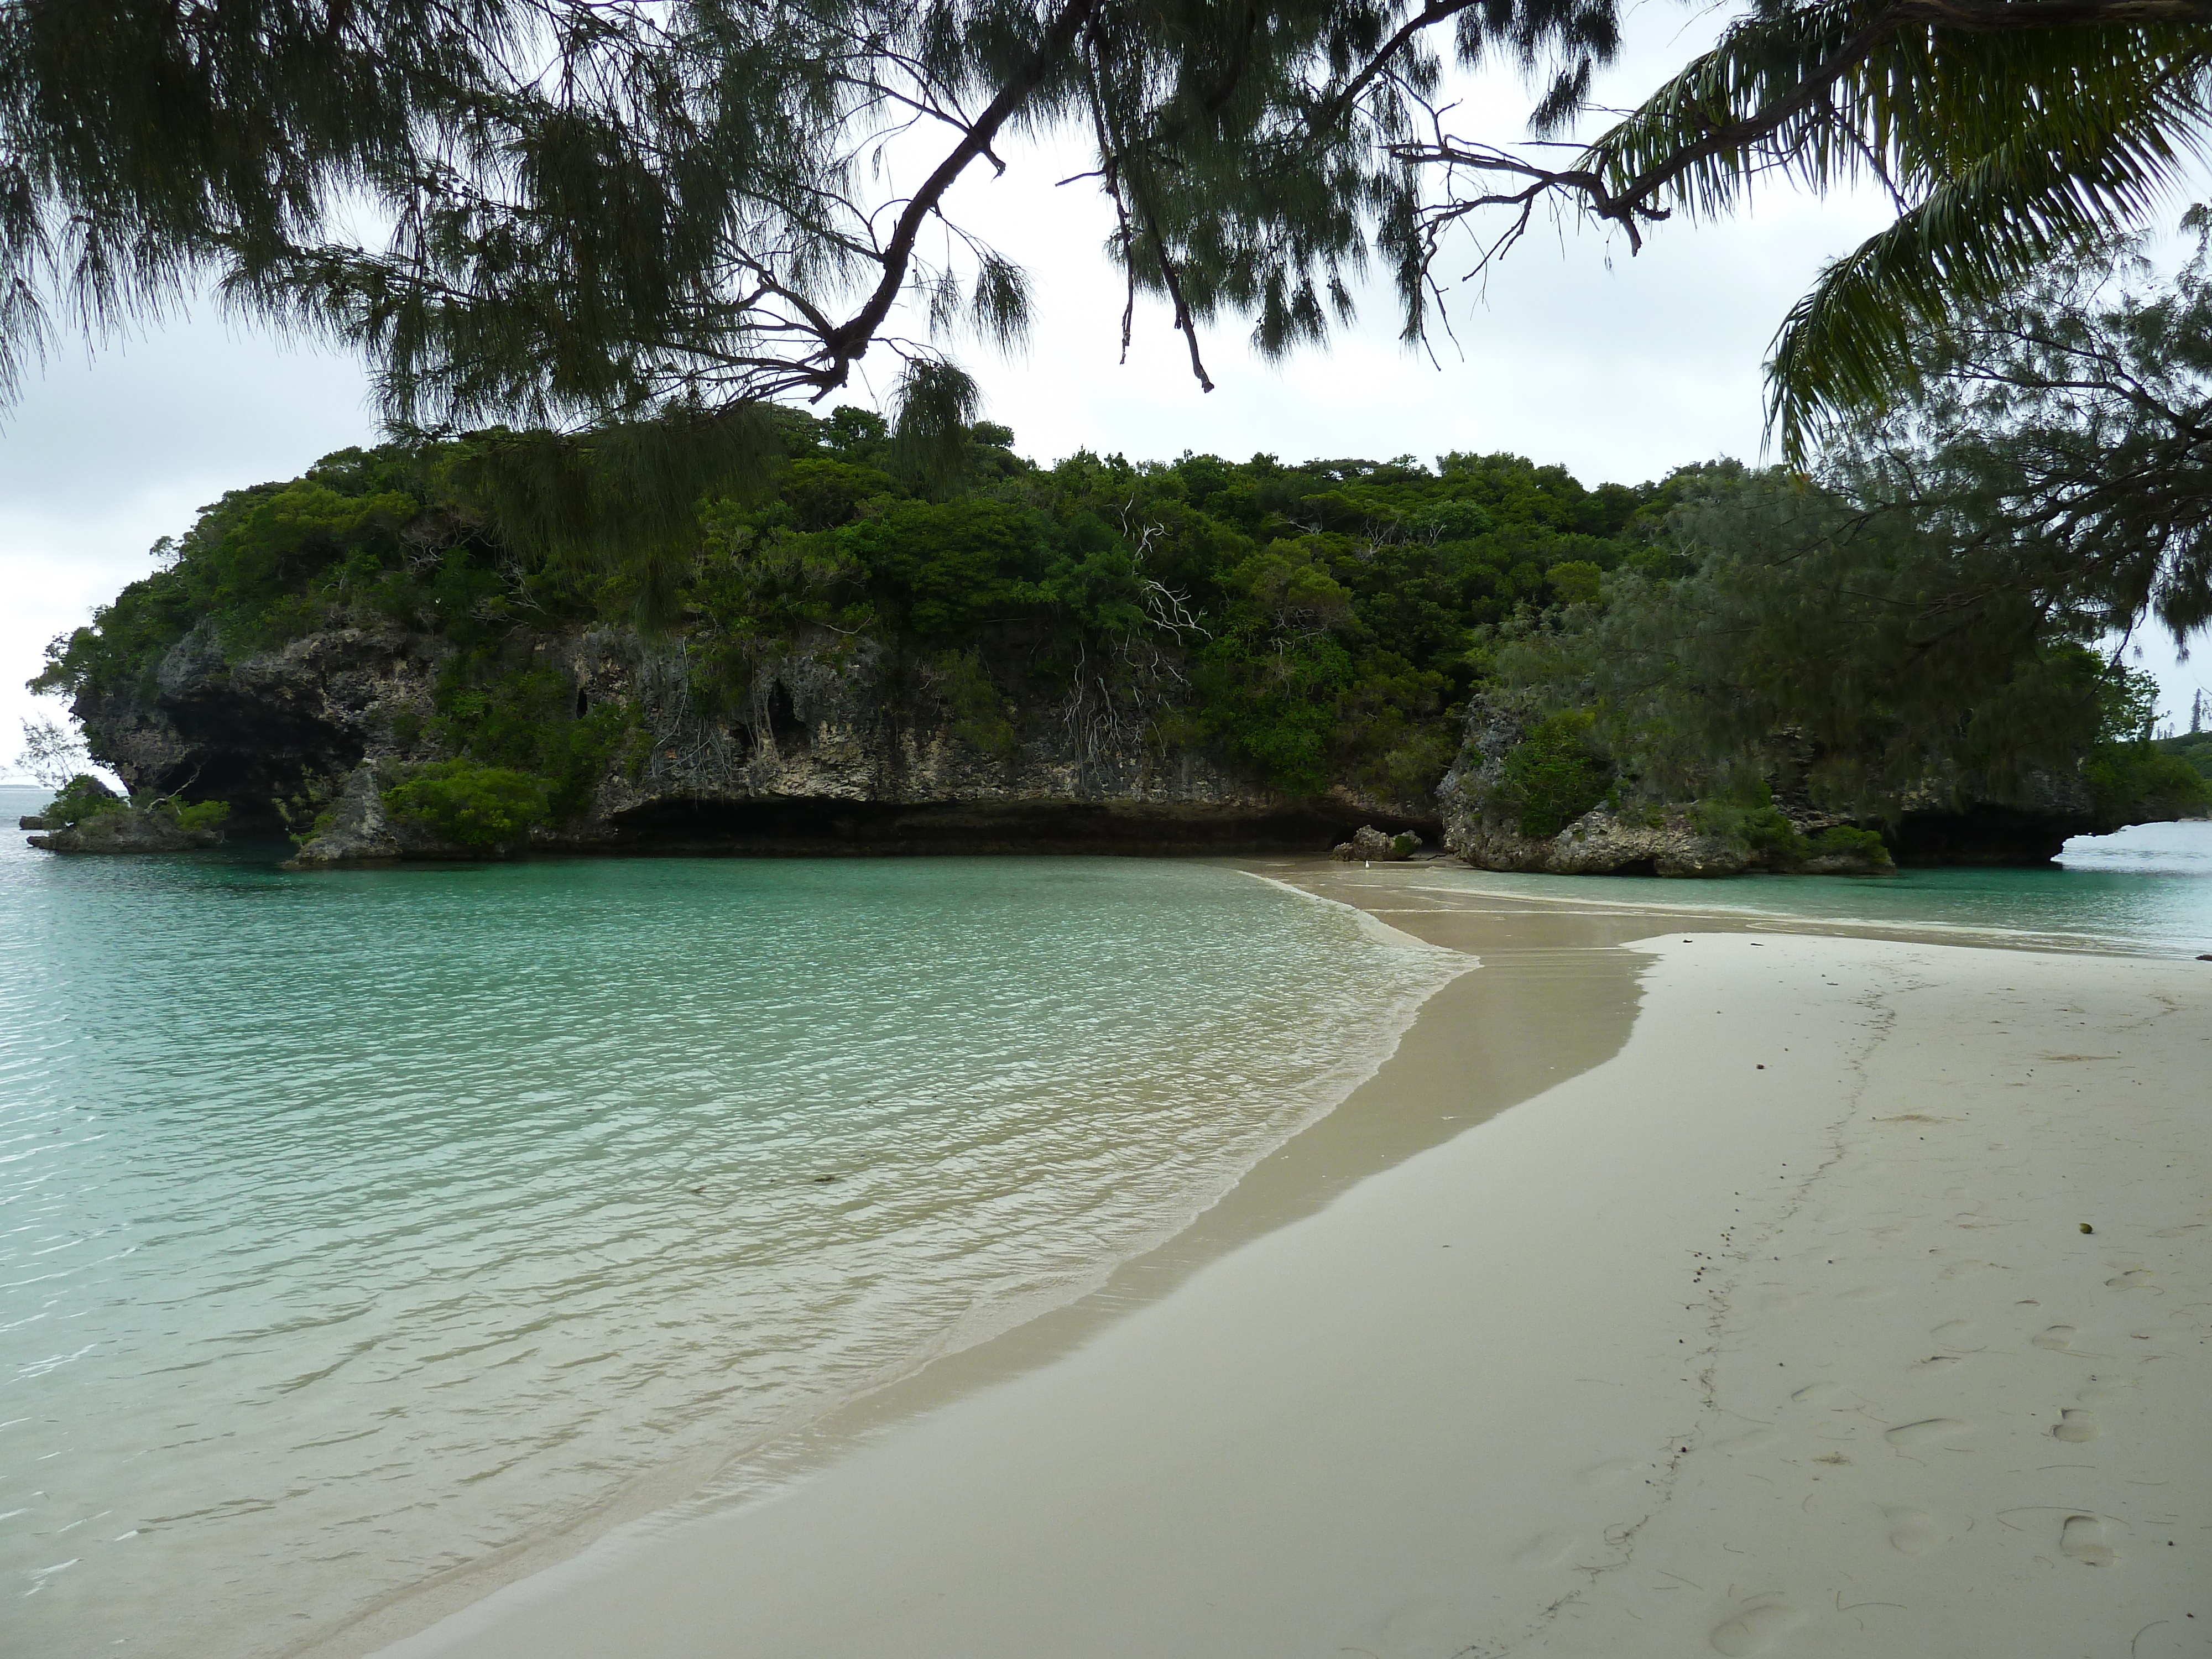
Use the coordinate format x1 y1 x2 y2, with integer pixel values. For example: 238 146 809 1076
35 410 1678 831
1486 463 2204 837
2158 729 2212 786
33 394 2204 862
12 2 2212 867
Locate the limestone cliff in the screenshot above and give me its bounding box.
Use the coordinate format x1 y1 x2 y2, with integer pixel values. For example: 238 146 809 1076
77 620 1434 863
70 624 2179 872
1436 692 2183 873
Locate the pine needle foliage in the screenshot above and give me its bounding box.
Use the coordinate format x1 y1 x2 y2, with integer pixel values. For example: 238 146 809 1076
12 0 2212 611
1491 457 2204 823
0 1 513 400
0 0 1623 430
1835 220 2212 644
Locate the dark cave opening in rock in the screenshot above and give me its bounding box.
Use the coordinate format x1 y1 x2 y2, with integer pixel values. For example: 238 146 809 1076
762 682 808 753
142 707 365 835
1891 805 2073 867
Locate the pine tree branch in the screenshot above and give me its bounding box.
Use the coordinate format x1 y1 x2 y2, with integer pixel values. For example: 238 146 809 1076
820 0 1103 381
1305 0 1486 137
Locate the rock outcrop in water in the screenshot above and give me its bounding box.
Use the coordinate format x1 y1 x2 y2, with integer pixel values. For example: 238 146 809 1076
24 776 227 854
1433 691 2181 874
1329 825 1423 862
37 429 2204 872
29 812 225 854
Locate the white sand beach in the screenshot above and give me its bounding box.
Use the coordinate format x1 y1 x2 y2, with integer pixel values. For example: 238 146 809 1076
351 867 2211 1659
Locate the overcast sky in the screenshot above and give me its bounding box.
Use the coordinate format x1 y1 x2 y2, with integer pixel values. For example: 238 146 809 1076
5 8 2207 782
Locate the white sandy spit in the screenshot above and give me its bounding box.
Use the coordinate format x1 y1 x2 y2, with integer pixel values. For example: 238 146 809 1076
367 932 2211 1659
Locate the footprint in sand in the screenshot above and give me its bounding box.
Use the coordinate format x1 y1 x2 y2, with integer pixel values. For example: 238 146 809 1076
2051 1408 2099 1442
2059 1514 2116 1567
1939 1259 2000 1281
1512 1532 1578 1569
1931 1318 1979 1344
1885 1418 1970 1449
1709 1599 1801 1656
2104 1269 2157 1291
1882 1505 1947 1554
2030 1324 2077 1352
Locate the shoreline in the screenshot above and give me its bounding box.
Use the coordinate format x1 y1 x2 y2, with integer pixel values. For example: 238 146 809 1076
295 862 1499 1659
305 862 1667 1659
340 859 2208 1657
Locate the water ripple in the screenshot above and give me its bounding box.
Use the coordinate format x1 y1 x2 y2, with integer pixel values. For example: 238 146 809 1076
0 833 1453 1657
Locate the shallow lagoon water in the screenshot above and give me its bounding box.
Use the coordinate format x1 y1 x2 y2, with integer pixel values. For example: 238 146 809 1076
0 821 1455 1657
1420 818 2212 956
2 794 2206 1657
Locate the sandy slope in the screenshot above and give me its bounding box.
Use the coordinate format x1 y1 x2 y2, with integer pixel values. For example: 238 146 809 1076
367 925 2210 1659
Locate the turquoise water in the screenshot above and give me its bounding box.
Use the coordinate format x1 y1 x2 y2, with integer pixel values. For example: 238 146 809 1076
0 806 1457 1658
1419 818 2212 956
4 794 2207 1659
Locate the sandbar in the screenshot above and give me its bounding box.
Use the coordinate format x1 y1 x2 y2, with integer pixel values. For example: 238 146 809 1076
349 859 2211 1658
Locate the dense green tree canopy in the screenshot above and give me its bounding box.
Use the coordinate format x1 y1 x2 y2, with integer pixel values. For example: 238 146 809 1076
35 414 1672 803
1837 221 2212 643
1490 463 2180 813
35 404 2202 836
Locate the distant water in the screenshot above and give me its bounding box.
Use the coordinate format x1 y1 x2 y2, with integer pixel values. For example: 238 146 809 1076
0 812 1458 1658
1421 817 2212 956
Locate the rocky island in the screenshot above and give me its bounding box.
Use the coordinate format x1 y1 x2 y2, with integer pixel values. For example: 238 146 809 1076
32 420 2206 869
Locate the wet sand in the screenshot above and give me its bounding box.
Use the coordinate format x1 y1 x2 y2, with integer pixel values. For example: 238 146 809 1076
346 859 2211 1658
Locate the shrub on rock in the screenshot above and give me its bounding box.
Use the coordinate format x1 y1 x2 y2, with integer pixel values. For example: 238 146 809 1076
382 760 550 850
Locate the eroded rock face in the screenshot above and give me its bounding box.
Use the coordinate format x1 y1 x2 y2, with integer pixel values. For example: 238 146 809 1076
1329 824 1423 862
576 630 1311 830
74 620 1438 864
282 761 478 865
1435 692 1886 876
1446 807 1758 878
82 620 451 833
1437 724 1896 877
1434 691 2158 873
